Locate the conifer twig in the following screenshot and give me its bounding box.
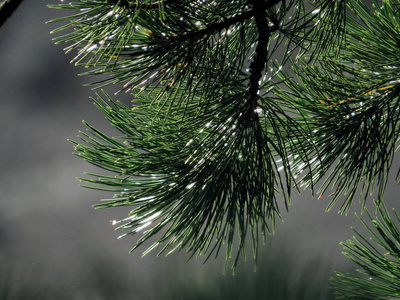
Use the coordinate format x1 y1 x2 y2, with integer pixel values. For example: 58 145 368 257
153 10 255 40
116 0 176 10
247 0 271 107
151 0 281 41
0 0 23 29
327 84 395 108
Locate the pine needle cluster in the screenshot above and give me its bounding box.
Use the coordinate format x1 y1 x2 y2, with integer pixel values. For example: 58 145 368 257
333 203 400 299
48 0 400 274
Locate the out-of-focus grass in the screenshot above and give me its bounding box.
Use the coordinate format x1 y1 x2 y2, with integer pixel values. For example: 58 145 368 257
0 240 339 300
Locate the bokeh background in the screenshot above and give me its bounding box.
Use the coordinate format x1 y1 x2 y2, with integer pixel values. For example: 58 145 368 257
0 1 399 299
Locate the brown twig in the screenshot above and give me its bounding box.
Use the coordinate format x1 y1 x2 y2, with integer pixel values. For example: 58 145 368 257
318 85 396 108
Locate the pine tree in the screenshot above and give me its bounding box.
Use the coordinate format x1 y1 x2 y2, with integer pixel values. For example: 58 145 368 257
45 0 400 281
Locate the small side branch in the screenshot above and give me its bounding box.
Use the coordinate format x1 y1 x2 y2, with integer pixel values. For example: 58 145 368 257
129 1 281 45
115 0 176 10
155 10 255 41
247 0 275 109
0 0 24 29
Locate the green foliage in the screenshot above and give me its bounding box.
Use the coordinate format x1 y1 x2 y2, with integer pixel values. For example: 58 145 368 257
332 203 400 299
273 0 400 213
48 0 400 273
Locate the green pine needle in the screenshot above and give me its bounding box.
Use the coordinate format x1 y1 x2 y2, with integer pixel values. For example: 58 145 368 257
332 203 400 299
47 0 400 272
272 0 400 214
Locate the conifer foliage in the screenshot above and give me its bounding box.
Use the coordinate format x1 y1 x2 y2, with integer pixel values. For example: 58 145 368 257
333 203 400 299
48 0 400 275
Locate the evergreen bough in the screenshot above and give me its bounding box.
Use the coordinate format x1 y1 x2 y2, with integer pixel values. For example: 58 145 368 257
333 203 400 299
45 0 400 282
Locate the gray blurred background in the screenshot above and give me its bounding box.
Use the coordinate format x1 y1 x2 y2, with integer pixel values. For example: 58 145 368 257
0 1 398 299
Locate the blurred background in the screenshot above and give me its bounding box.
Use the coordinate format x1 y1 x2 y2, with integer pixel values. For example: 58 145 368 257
0 1 399 299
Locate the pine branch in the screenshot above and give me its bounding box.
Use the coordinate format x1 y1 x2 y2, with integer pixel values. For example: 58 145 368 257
332 203 400 299
0 0 23 29
272 0 400 214
246 0 271 118
48 0 378 272
153 9 255 40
